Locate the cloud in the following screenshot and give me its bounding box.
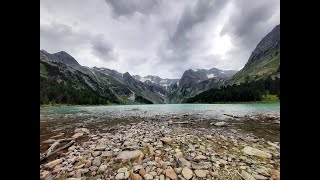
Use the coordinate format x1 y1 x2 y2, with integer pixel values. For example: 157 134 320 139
40 0 279 79
105 0 159 17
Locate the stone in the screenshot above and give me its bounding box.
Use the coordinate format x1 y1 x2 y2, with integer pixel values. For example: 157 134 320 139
160 174 165 180
118 168 128 173
194 170 207 178
194 155 207 161
92 151 102 157
101 151 113 157
150 171 158 176
267 141 280 149
131 172 143 180
242 147 272 159
139 168 145 176
116 150 143 160
213 122 227 127
160 137 174 144
175 167 182 174
133 165 144 172
219 159 228 165
89 166 98 172
74 128 90 134
241 170 256 180
115 173 126 180
92 157 102 166
165 169 177 180
98 165 108 173
252 174 268 180
75 170 82 178
255 166 271 176
95 144 108 151
144 174 154 180
210 171 218 177
270 170 280 180
72 132 84 139
44 158 63 169
181 167 193 180
43 139 56 144
40 170 50 179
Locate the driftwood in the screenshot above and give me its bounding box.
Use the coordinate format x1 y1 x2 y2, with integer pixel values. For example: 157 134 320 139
40 138 75 162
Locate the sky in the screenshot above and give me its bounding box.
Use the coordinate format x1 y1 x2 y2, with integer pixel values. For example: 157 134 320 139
40 0 280 79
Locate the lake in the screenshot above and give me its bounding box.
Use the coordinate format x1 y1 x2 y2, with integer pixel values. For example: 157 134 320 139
40 103 280 121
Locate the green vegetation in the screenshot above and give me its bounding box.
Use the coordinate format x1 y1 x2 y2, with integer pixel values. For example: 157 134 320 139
40 63 48 76
230 49 280 84
186 76 280 103
135 95 153 104
40 76 117 105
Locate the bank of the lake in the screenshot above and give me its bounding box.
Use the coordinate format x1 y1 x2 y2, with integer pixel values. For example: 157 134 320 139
40 104 280 180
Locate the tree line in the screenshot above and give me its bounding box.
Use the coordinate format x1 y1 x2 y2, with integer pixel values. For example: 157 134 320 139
185 76 280 103
40 76 113 105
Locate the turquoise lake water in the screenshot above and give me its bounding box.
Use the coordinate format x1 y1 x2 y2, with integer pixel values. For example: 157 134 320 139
41 104 280 119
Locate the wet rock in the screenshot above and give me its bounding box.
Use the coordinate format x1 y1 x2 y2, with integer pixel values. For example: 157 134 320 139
116 150 143 160
181 167 193 180
194 170 206 178
242 146 272 159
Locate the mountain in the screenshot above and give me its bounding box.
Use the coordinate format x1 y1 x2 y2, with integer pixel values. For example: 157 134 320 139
40 50 238 105
229 24 280 84
132 75 179 89
40 50 167 104
167 68 237 103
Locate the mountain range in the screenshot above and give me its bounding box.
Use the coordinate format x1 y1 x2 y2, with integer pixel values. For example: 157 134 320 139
40 24 280 105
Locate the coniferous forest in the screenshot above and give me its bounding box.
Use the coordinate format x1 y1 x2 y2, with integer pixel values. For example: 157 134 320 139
185 76 280 103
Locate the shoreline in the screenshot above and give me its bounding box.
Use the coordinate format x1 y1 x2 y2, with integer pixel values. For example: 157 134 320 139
40 112 280 180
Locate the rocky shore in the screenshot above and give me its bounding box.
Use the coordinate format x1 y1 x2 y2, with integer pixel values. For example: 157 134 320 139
40 113 280 180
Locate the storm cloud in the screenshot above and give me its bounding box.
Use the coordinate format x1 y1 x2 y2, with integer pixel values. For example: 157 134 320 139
40 0 279 78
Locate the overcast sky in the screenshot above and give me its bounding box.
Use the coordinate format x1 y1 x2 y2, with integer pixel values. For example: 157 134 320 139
40 0 279 79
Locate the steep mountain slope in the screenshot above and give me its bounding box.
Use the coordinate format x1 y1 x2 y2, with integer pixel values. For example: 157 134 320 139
229 25 280 84
167 68 237 103
40 50 167 104
133 75 179 89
